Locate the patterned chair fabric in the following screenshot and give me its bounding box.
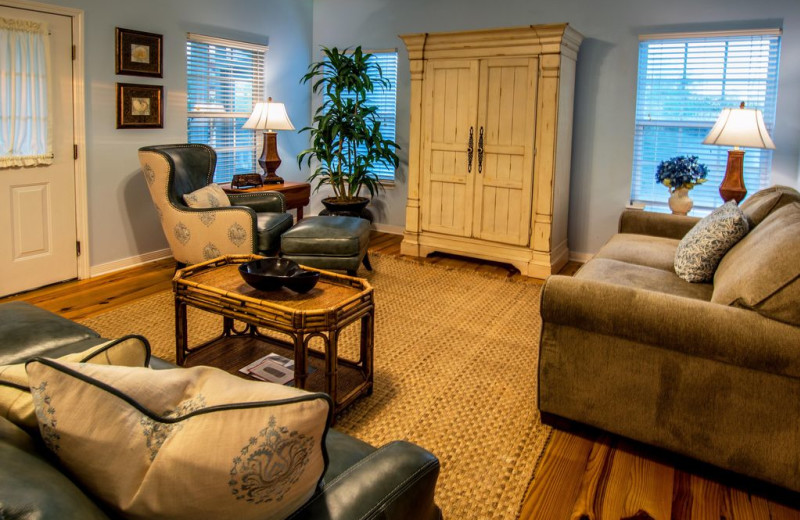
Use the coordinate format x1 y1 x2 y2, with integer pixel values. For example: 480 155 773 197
138 144 293 265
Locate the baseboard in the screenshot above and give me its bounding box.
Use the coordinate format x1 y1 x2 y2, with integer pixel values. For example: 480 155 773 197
89 248 172 277
569 251 594 263
372 222 404 235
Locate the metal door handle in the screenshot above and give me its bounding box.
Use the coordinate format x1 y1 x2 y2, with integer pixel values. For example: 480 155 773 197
467 126 474 173
477 127 484 173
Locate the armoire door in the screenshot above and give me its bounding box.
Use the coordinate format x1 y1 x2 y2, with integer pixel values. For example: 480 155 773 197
472 57 538 246
420 59 479 238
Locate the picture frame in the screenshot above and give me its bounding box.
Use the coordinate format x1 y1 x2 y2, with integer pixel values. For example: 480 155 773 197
115 27 163 78
116 83 164 129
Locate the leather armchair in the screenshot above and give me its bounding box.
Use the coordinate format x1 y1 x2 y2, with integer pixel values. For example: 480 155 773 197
138 144 294 266
0 302 443 520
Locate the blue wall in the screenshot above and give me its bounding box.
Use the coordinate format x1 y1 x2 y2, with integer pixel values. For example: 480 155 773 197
311 0 800 256
38 0 313 268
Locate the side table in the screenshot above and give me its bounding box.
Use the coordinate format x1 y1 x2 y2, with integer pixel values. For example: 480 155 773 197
222 180 311 220
173 255 374 419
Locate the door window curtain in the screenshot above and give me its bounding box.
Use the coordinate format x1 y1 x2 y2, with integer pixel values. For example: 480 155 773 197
0 17 52 168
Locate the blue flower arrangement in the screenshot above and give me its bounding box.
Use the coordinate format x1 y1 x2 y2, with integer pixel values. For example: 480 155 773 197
655 155 708 192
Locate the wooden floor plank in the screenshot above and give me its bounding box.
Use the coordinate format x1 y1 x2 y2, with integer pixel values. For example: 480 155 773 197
569 435 615 520
518 429 596 520
597 440 674 520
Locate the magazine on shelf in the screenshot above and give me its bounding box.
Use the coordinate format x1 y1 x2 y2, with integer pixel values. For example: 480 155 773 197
239 353 315 385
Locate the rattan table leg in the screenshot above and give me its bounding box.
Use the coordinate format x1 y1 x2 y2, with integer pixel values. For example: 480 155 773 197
361 310 374 394
327 330 339 407
294 332 308 390
175 298 187 366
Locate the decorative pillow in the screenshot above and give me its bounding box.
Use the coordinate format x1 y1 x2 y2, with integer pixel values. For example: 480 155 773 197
0 335 149 430
25 360 331 520
739 185 800 228
673 200 749 283
712 202 800 326
182 183 231 209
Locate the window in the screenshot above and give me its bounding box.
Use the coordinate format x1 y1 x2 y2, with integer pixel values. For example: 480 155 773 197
186 34 266 183
334 50 398 183
631 30 781 212
0 18 52 167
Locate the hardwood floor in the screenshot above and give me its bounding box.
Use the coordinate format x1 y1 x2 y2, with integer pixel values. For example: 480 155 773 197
3 232 797 519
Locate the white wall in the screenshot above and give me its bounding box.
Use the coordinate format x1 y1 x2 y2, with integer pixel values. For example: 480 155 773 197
311 0 800 256
31 0 313 268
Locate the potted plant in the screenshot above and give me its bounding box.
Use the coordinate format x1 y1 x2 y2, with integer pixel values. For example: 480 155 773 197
655 155 708 215
297 46 399 218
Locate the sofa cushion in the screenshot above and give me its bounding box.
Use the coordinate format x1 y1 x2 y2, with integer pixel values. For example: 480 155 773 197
712 202 800 326
0 416 111 520
674 201 749 283
593 233 680 272
0 336 150 431
182 183 231 208
739 185 800 228
576 258 713 301
25 360 331 520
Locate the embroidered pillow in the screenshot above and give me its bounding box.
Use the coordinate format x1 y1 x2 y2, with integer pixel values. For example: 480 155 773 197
182 183 231 208
25 360 331 520
0 335 149 431
674 200 749 283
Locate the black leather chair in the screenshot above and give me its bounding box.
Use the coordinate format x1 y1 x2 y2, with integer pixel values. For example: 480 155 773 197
138 144 294 266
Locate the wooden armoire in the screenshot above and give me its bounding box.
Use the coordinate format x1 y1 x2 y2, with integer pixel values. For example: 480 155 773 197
399 24 582 278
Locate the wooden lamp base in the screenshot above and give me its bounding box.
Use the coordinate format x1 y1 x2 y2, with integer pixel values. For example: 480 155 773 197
719 149 746 203
258 131 284 185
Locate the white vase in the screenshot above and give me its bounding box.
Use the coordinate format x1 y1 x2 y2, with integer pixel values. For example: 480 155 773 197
668 187 693 215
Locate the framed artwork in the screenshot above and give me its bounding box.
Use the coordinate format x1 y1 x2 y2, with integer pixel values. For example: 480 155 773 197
116 83 163 129
115 27 163 77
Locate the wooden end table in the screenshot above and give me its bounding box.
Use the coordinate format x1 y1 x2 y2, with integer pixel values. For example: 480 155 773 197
221 181 311 220
172 255 374 419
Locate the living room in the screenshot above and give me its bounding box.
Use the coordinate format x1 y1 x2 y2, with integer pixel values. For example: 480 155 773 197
1 0 800 518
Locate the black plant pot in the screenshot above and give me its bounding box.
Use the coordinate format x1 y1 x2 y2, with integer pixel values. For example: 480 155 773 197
320 197 373 222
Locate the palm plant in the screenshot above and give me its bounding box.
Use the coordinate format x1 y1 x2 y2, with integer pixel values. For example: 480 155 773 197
298 46 399 205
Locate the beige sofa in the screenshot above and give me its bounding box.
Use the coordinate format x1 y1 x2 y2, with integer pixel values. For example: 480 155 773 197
538 186 800 492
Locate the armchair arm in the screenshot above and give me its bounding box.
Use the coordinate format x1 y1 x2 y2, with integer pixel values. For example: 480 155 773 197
540 275 800 378
167 205 259 265
289 441 441 520
618 209 699 239
228 191 286 213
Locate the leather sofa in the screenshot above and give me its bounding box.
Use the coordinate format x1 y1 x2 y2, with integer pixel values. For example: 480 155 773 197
0 302 441 519
538 186 800 493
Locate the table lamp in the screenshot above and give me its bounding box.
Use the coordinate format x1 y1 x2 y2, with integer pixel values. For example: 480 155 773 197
243 97 295 184
702 102 775 203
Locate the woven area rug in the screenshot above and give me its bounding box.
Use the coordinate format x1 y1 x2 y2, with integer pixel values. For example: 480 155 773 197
79 253 549 519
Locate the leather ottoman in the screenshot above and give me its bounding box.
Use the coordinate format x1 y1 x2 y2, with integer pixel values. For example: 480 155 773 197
281 216 372 275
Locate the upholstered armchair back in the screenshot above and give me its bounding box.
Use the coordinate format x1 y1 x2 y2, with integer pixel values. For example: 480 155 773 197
138 144 259 265
161 144 216 206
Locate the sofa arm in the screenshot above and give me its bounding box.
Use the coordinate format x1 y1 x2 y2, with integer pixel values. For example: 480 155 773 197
618 209 699 239
228 191 286 214
541 275 800 378
289 441 441 520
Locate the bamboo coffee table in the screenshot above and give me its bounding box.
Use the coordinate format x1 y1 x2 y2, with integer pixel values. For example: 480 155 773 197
173 255 374 417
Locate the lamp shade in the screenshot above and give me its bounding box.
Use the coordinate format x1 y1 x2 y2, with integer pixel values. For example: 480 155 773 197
703 104 775 149
242 98 295 131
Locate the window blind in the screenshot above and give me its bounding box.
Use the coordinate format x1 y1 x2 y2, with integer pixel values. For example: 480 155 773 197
337 50 398 182
631 31 781 212
186 34 266 183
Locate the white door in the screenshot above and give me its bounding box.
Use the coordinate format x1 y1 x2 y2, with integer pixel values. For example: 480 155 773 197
0 5 77 297
472 57 538 246
420 59 479 238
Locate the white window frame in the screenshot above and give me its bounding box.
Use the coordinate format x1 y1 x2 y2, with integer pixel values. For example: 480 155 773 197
186 33 267 183
630 29 781 213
